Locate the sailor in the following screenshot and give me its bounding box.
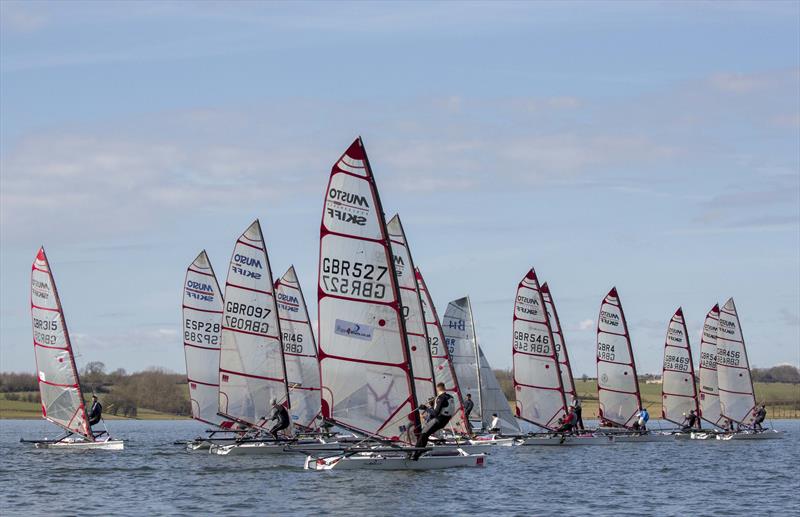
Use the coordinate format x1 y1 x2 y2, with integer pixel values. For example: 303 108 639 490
555 407 576 433
267 399 290 440
419 400 436 423
752 404 767 431
488 413 501 433
88 395 102 429
412 383 454 460
463 393 474 434
636 407 650 431
723 418 735 432
572 398 584 430
682 410 699 431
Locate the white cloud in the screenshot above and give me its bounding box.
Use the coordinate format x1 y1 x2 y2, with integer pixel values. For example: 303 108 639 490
578 319 594 331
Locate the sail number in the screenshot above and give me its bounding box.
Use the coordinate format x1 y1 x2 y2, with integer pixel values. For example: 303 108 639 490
513 331 551 354
598 342 615 361
283 332 304 354
716 348 741 367
224 301 271 334
32 317 59 345
321 258 388 299
700 351 716 369
428 335 453 356
184 319 221 345
664 353 690 371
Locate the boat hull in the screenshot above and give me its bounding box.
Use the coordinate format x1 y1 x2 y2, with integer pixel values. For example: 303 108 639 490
305 450 487 470
209 439 333 456
33 439 124 450
610 433 674 443
520 434 614 446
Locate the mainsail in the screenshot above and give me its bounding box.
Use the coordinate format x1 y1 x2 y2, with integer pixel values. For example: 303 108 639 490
275 266 322 430
660 307 700 426
443 297 482 418
317 138 419 441
512 269 567 430
218 220 289 426
698 304 725 427
182 250 226 426
541 282 577 407
387 215 436 404
444 296 519 433
717 298 757 426
30 247 92 439
415 267 469 434
596 287 642 427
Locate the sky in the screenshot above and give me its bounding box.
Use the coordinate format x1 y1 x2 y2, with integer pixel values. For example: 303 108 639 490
1 1 798 378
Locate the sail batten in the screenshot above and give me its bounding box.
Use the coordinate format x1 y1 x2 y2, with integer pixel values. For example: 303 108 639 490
317 138 418 442
596 287 641 428
275 266 322 430
660 307 700 426
512 270 567 430
218 220 289 427
31 247 92 440
182 250 226 426
717 298 757 426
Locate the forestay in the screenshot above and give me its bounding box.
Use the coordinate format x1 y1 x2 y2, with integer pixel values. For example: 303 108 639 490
717 298 757 426
275 266 322 430
182 251 226 426
660 308 700 426
387 215 436 404
541 282 577 407
415 267 469 434
443 297 482 418
218 220 289 426
478 346 521 434
318 138 419 441
698 304 725 427
30 247 92 439
512 269 566 430
596 287 642 427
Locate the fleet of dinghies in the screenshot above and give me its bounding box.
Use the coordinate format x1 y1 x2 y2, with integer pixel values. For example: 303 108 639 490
24 136 782 463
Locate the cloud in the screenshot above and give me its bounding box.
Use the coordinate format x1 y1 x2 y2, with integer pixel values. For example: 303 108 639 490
577 319 594 331
0 2 48 33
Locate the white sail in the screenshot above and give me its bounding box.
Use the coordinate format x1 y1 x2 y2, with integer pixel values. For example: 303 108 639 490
541 282 577 407
182 250 226 426
660 307 700 426
317 138 418 441
218 220 289 427
717 298 757 426
512 269 566 430
30 247 92 439
478 346 521 434
415 267 469 434
387 215 436 404
698 304 725 427
596 287 642 427
275 266 321 431
442 297 482 418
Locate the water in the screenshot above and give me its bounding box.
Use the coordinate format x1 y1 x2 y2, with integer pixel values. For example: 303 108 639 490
1 419 798 516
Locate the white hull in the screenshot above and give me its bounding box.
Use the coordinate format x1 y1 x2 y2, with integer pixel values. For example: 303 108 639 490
34 439 124 450
305 449 487 470
209 439 330 456
520 434 614 446
675 429 783 441
611 432 674 443
466 436 517 447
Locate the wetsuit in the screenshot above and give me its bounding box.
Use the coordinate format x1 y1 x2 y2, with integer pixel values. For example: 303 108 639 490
88 400 102 427
268 404 290 440
463 398 474 433
752 407 766 431
682 412 699 431
413 392 454 460
555 412 576 433
573 401 584 430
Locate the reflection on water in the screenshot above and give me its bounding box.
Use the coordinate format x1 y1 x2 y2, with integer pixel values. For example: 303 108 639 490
1 419 798 516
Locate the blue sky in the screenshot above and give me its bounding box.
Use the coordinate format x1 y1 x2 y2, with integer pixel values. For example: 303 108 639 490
1 1 798 377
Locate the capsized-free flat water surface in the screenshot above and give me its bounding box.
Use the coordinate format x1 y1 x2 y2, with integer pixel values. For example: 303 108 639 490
1 419 798 516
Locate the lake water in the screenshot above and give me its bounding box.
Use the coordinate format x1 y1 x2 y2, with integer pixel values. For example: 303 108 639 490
1 419 798 516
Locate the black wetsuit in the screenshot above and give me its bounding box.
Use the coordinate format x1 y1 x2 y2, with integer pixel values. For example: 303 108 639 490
88 401 102 427
463 398 474 433
268 404 290 440
682 412 699 431
413 392 454 459
573 403 584 430
753 407 766 430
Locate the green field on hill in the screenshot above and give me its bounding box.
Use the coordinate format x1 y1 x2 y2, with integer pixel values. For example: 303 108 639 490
0 392 188 420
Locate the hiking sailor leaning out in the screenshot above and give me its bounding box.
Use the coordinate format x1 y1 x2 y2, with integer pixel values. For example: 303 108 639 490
412 383 454 460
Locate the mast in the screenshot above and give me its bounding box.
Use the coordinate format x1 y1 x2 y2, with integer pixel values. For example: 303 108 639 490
660 307 700 427
512 269 567 430
275 266 322 431
698 304 725 427
466 296 484 419
717 298 757 426
541 282 577 406
182 250 226 426
415 267 469 434
317 137 419 442
595 287 642 428
443 297 482 420
218 220 289 427
31 247 93 440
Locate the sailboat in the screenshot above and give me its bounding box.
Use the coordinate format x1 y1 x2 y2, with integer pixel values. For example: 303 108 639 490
515 270 612 446
443 296 520 437
596 287 670 442
716 298 781 440
660 308 700 430
541 282 578 407
698 304 725 427
23 247 123 450
305 138 486 470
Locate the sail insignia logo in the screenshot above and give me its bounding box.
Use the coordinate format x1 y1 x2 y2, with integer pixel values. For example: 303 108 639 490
334 319 373 341
326 188 369 226
232 253 262 279
32 279 50 301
